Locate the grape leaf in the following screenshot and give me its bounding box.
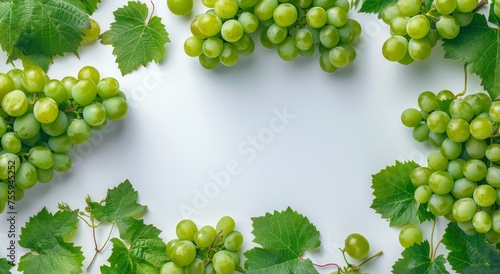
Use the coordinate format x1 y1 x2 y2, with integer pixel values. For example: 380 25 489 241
0 258 13 274
442 222 500 273
371 161 434 227
359 0 398 14
0 1 18 53
244 207 320 274
13 0 89 57
100 1 170 75
88 179 148 238
99 219 168 273
392 241 449 274
17 207 85 274
80 0 100 14
442 14 500 99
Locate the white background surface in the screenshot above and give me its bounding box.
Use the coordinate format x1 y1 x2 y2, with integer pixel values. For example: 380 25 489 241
0 1 486 273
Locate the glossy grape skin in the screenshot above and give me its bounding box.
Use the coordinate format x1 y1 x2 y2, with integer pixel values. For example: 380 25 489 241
401 108 422 127
213 251 236 274
22 65 47 93
223 230 243 251
176 219 198 241
398 224 423 248
344 233 370 259
273 3 298 27
382 36 408 62
83 18 101 41
428 193 454 216
410 166 433 187
170 240 197 267
167 0 193 16
216 216 235 236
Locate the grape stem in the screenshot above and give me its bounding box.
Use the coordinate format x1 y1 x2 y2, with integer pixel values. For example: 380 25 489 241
455 64 468 98
148 1 155 24
301 249 383 273
475 0 489 10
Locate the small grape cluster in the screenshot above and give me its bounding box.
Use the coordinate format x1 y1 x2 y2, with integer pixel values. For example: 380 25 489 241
183 0 361 72
401 90 500 241
161 216 244 274
380 0 481 64
0 65 128 213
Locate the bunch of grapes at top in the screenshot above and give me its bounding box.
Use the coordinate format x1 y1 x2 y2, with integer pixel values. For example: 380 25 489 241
161 216 244 274
182 0 362 72
381 0 484 64
401 90 500 242
0 65 128 213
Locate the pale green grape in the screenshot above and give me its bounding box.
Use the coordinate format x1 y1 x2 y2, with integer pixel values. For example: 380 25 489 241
486 144 500 162
332 0 349 10
338 44 356 63
425 28 440 47
102 97 128 120
44 79 67 103
97 77 120 99
486 166 500 188
427 110 450 133
313 0 335 9
436 15 460 39
223 230 243 251
41 110 68 136
203 0 216 7
495 4 500 19
414 185 432 203
277 36 299 61
203 37 224 58
492 210 500 233
464 94 483 115
52 153 71 172
319 49 337 73
294 28 314 51
176 219 198 241
306 7 328 28
221 19 244 43
406 15 430 39
446 118 470 143
398 224 422 248
410 166 433 187
469 117 493 140
48 133 74 153
72 78 97 106
267 23 288 45
83 102 107 127
236 0 258 9
428 193 454 216
428 170 454 194
238 12 259 34
166 239 179 259
472 211 492 233
449 98 474 121
382 35 408 62
0 73 15 100
401 108 422 127
436 0 457 14
213 251 236 274
408 37 432 61
457 220 476 235
28 146 54 169
319 25 340 48
83 18 101 41
474 184 497 207
418 91 438 112
391 16 410 36
2 90 28 117
381 4 400 25
463 159 487 181
170 240 197 267
1 132 21 154
0 153 20 180
452 10 473 26
216 216 235 236
452 198 477 222
22 65 47 93
33 97 59 124
427 150 449 171
13 112 40 139
185 258 205 274
489 102 500 122
0 117 6 137
230 34 251 51
190 16 208 39
329 46 349 68
67 118 92 144
7 69 25 92
15 162 37 189
464 137 486 159
254 0 279 21
194 225 217 248
412 123 430 142
344 233 370 259
456 0 478 12
397 0 421 16
273 3 298 27
167 0 193 15
160 262 184 274
198 13 223 37
61 76 77 99
214 0 239 19
78 66 100 85
199 54 220 69
326 7 348 27
36 167 53 183
338 23 355 43
440 138 462 160
235 36 255 56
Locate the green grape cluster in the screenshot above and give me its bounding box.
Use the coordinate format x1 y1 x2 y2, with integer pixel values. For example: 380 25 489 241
401 89 500 242
161 216 244 274
380 0 479 64
0 65 128 213
183 0 361 72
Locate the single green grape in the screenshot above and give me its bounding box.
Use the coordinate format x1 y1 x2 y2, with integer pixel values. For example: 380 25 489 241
170 240 197 267
273 3 298 27
401 108 422 127
78 66 100 85
176 219 198 241
2 89 28 117
212 251 236 274
83 18 101 41
216 216 235 236
28 146 55 169
452 198 477 222
33 97 59 124
344 233 370 259
223 230 243 251
167 0 193 16
22 65 47 93
398 224 423 248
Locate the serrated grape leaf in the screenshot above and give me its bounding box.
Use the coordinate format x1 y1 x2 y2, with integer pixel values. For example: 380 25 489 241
359 0 398 14
100 1 169 75
244 207 320 274
80 0 100 14
442 14 500 99
88 180 148 238
7 48 54 71
99 219 168 273
490 1 499 24
13 0 89 57
442 222 500 273
0 1 18 53
17 207 84 274
392 241 449 274
371 161 434 227
0 258 13 274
